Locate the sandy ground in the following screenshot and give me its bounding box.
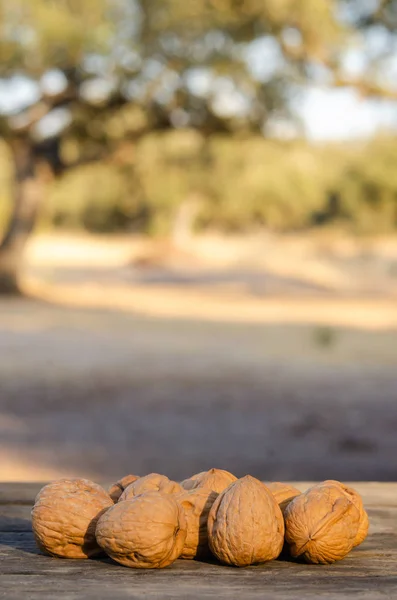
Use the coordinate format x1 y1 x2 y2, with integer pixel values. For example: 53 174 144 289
1 233 397 482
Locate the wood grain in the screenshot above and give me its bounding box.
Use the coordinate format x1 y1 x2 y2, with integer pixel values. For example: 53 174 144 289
0 483 396 599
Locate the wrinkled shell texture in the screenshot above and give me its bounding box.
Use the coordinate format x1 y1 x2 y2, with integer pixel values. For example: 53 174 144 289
177 488 219 559
181 468 237 494
267 482 301 505
119 473 183 501
322 480 369 547
31 478 113 559
207 475 284 567
284 483 361 564
108 474 140 503
96 492 187 568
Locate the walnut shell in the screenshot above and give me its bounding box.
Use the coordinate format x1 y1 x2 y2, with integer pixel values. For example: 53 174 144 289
176 488 218 559
119 473 183 501
31 478 113 558
321 480 369 547
108 474 140 503
96 491 187 568
267 482 301 513
181 468 237 494
207 475 284 566
267 482 301 504
284 483 361 564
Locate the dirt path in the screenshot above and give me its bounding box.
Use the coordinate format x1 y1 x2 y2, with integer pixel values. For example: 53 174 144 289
1 294 396 482
1 232 397 481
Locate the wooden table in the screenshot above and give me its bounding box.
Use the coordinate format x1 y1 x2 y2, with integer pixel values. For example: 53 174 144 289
1 482 396 599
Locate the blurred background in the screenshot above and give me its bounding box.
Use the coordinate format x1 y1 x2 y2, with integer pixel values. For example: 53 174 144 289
0 0 397 483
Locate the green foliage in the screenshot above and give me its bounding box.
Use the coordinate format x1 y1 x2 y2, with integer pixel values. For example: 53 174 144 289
201 137 336 231
47 163 131 233
0 0 347 142
0 131 393 237
0 0 114 73
0 1 397 240
136 130 206 235
335 137 397 233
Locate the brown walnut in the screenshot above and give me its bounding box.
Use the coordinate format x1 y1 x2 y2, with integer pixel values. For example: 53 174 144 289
267 482 301 514
284 482 361 564
321 480 369 547
181 468 237 494
119 473 183 500
31 478 113 559
207 475 284 566
176 488 218 559
108 474 140 503
96 491 187 568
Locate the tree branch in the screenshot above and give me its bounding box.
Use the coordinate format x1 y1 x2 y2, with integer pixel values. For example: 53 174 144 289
334 76 397 100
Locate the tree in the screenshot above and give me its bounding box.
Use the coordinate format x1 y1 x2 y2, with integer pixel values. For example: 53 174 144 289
0 0 385 293
0 0 118 292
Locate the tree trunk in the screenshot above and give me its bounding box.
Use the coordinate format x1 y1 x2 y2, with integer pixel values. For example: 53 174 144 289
0 139 44 295
171 193 202 247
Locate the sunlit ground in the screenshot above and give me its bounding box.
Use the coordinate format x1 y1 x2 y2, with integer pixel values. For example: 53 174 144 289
1 233 396 482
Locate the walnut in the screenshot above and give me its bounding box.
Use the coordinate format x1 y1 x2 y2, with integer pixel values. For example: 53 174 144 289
181 468 237 494
119 473 183 500
31 478 113 558
207 475 284 566
96 492 187 568
108 474 140 503
321 480 369 547
176 488 218 559
284 482 361 564
267 482 301 513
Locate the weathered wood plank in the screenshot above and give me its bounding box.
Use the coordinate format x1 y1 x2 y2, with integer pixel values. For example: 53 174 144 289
0 548 396 600
0 483 396 599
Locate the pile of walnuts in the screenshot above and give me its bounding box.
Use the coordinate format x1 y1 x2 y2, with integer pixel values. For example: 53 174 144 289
31 469 369 568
